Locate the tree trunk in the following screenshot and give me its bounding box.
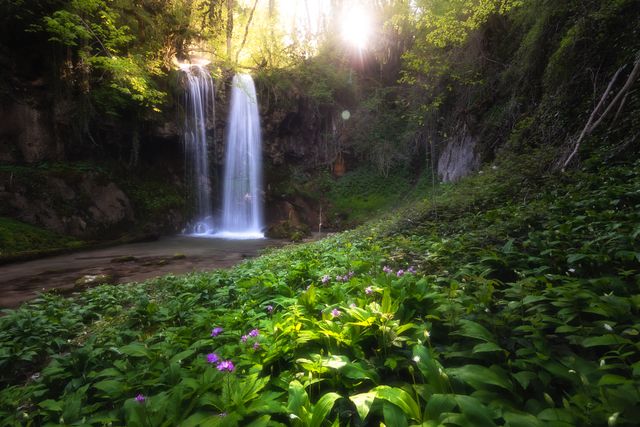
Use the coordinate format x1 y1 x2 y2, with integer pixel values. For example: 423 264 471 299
226 0 234 60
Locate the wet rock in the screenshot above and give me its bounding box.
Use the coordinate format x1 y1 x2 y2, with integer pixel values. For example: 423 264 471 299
74 274 114 290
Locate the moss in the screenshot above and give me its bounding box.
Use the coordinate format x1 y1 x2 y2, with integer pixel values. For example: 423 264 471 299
0 217 83 258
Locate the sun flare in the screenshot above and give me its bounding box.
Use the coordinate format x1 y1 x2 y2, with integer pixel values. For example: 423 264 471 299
341 5 372 50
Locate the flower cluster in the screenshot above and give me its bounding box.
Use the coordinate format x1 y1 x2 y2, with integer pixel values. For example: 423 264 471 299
205 352 235 372
211 327 223 337
240 328 261 350
335 271 355 282
216 360 235 372
135 394 145 403
382 265 417 276
331 308 341 318
321 275 331 284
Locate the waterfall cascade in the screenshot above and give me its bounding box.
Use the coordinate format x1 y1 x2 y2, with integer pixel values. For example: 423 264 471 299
216 74 264 239
182 64 215 234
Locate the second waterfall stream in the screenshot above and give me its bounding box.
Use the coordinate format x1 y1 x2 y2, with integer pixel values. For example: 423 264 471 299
216 74 265 239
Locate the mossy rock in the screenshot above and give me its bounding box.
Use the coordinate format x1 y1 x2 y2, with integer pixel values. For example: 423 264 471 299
266 220 310 241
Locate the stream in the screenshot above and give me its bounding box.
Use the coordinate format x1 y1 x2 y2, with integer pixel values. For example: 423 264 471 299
0 236 284 309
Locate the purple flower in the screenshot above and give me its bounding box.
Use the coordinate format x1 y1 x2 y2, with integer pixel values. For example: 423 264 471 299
396 269 405 277
266 305 274 314
321 275 330 284
206 353 219 364
219 412 227 417
331 308 341 318
135 393 145 403
211 327 223 337
248 329 259 338
335 275 342 282
216 360 235 372
347 271 355 278
365 286 373 295
241 335 248 343
383 266 393 274
253 342 261 350
408 266 417 274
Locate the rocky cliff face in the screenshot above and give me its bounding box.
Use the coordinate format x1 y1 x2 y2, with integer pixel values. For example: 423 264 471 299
0 170 135 239
437 124 481 183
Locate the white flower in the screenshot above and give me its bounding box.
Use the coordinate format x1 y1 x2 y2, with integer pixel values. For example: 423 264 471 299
604 323 613 332
412 355 421 363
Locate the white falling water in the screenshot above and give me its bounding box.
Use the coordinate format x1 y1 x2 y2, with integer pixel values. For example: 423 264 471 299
182 64 215 234
216 74 264 239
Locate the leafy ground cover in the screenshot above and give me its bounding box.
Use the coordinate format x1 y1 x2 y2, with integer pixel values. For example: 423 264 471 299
0 153 638 426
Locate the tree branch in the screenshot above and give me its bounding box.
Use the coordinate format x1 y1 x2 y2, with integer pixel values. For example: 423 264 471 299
561 56 640 171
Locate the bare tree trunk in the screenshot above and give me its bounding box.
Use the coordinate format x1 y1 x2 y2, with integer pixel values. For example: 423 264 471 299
235 0 260 64
226 0 234 60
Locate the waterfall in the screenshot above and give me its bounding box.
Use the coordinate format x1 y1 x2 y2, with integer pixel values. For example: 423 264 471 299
182 64 215 234
216 74 264 239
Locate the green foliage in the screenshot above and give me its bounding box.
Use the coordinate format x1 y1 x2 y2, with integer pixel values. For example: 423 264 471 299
1 150 638 425
316 166 426 227
412 0 523 48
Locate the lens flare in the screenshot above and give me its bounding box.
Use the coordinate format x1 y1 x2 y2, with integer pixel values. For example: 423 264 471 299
341 5 372 50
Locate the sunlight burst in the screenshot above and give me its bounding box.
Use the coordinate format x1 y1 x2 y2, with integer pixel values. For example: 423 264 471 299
341 5 372 50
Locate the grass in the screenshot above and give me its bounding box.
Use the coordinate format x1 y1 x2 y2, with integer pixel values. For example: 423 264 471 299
0 152 638 426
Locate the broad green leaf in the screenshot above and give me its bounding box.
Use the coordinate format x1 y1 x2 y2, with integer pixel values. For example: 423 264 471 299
425 394 456 420
597 374 629 386
322 355 349 370
503 411 543 427
373 385 422 421
287 380 310 419
170 349 196 364
522 295 547 305
310 392 341 427
582 335 628 347
448 365 513 392
412 345 448 393
383 401 409 427
453 319 494 342
342 362 380 383
349 392 376 421
246 415 271 427
472 342 503 354
454 395 497 427
93 379 125 397
180 411 224 427
38 399 63 412
118 342 150 358
567 253 586 263
537 408 574 425
512 371 537 390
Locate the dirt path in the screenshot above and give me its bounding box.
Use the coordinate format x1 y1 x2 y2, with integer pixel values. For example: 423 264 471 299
0 236 284 309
